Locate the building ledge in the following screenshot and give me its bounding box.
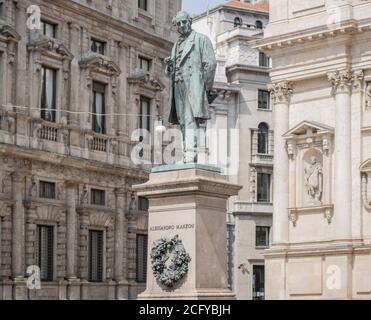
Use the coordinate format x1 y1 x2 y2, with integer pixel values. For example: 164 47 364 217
233 201 273 214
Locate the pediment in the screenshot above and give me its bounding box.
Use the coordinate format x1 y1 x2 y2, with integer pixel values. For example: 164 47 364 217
361 159 371 172
283 121 334 139
79 52 121 76
128 69 165 91
0 24 21 42
28 32 73 60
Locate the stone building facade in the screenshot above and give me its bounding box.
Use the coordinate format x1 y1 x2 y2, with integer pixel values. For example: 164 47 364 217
0 0 180 299
193 0 272 300
255 0 371 299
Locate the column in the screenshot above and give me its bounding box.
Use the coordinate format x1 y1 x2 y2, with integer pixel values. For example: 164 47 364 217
11 172 25 279
328 70 352 241
24 202 37 268
350 70 364 243
269 81 293 246
114 188 126 281
65 182 77 279
126 210 137 299
15 3 27 108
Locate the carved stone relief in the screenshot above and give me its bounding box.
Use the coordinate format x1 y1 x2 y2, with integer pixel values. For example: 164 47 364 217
303 151 323 206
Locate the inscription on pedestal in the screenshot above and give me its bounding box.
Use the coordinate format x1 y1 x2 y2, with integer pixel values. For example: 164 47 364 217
150 224 195 232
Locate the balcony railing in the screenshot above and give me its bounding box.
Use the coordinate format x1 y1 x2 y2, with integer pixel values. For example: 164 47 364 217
38 124 58 142
89 136 108 152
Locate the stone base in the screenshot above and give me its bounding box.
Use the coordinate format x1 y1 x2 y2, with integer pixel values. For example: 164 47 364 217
133 165 241 300
138 289 236 300
265 243 371 300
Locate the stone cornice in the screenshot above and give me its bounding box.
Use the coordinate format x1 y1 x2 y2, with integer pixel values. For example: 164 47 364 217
268 81 293 104
0 143 149 180
253 20 360 52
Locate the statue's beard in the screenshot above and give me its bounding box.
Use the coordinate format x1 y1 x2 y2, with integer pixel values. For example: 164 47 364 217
178 27 192 36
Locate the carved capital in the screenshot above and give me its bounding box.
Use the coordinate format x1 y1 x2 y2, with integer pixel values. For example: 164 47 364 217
328 70 352 94
268 81 293 104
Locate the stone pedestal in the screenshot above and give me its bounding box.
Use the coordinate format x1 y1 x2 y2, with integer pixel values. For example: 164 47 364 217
133 164 241 300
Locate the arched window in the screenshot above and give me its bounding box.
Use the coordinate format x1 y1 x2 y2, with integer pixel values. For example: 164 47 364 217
255 20 263 29
258 123 269 154
234 17 242 28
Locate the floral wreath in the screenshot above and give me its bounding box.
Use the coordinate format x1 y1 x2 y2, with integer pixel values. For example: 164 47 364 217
150 235 191 288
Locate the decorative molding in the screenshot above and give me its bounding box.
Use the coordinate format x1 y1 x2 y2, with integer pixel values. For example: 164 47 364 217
89 212 114 228
361 173 371 211
150 235 191 288
352 70 364 91
127 69 165 92
79 52 121 76
36 205 64 222
268 81 293 104
0 24 21 43
28 32 74 61
288 205 334 226
327 69 355 94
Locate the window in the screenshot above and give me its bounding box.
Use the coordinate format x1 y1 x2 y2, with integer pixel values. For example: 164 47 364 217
92 81 106 134
257 173 271 203
91 188 106 206
39 181 56 199
252 265 265 300
139 56 151 72
0 2 4 19
234 17 242 28
89 230 104 282
91 39 105 55
255 20 263 29
259 52 270 68
36 225 54 281
136 234 148 283
41 20 57 38
256 226 270 248
257 123 269 154
258 89 270 110
41 67 56 122
138 0 148 11
139 97 151 132
138 196 149 211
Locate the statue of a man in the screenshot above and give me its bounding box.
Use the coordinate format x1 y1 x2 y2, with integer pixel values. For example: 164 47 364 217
304 156 323 203
165 11 217 163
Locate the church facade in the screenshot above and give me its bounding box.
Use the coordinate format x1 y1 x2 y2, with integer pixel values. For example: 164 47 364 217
255 0 371 299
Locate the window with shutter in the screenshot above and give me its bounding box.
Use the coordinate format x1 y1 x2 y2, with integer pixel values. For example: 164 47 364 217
89 230 104 282
41 67 57 122
90 188 106 206
136 234 148 283
39 181 56 199
36 225 54 281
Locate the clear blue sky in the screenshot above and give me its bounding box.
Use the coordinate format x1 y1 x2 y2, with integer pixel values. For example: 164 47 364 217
182 0 227 15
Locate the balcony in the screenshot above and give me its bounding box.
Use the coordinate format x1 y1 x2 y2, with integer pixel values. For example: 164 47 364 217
234 201 273 215
251 153 273 165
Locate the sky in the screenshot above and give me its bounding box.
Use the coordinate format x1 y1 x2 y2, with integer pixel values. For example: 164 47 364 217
182 0 227 15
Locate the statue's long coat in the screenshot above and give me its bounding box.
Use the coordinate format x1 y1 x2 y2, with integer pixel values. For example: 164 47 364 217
168 30 217 125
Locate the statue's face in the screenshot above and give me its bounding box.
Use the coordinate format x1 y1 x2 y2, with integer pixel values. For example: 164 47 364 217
175 18 192 35
310 156 317 164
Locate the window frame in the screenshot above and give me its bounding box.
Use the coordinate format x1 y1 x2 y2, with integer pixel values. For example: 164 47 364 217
139 56 152 72
90 188 106 206
41 20 57 38
36 224 55 282
91 38 106 55
139 96 151 133
136 233 148 283
41 66 57 123
138 0 148 11
259 52 270 68
92 81 107 134
138 196 149 211
257 89 271 111
88 229 105 283
257 172 271 203
252 264 265 300
257 123 269 155
39 180 56 200
255 226 270 249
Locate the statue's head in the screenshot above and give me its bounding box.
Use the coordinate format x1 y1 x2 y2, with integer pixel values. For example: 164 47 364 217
310 156 317 164
173 11 192 36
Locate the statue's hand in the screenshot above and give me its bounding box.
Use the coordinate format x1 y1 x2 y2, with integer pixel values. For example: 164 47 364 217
164 57 173 66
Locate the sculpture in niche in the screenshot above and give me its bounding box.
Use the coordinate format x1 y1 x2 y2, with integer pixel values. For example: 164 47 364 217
366 83 371 110
304 156 323 204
